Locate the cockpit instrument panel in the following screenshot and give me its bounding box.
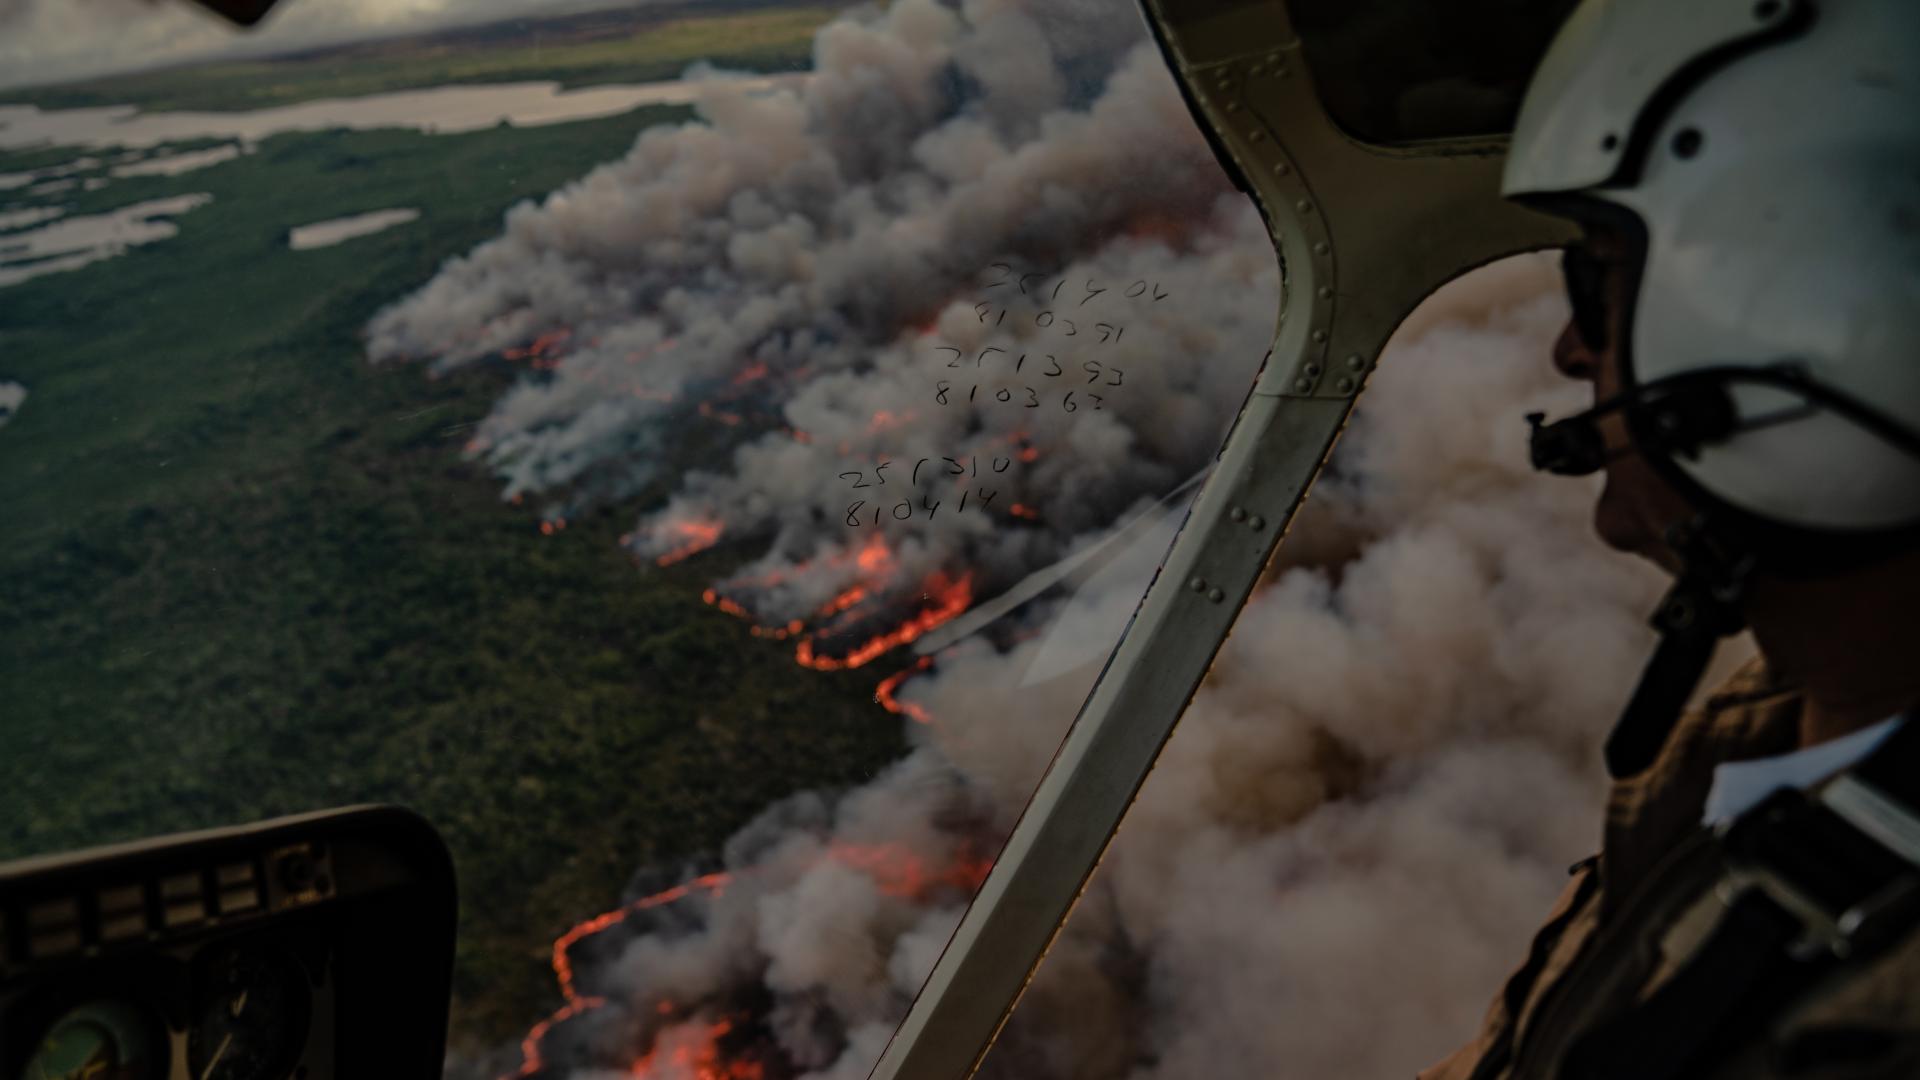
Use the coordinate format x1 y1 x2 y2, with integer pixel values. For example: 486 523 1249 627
0 806 454 1080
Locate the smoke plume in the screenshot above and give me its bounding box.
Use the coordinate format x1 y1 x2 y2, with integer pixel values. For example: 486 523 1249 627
371 1 1680 1077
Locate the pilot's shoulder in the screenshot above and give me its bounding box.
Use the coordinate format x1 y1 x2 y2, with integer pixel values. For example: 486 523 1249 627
1606 654 1801 854
1677 653 1801 762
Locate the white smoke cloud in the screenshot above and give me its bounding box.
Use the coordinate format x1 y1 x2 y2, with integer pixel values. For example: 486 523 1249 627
444 261 1672 1080
0 380 25 429
381 2 1683 1077
370 0 1263 639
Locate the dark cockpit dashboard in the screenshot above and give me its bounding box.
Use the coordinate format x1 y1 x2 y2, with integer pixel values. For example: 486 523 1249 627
0 808 453 1080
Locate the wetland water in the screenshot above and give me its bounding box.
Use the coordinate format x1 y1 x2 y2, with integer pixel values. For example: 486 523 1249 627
0 74 797 286
0 75 794 152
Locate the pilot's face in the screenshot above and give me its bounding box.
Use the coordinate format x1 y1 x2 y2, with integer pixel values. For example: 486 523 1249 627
1552 230 1693 574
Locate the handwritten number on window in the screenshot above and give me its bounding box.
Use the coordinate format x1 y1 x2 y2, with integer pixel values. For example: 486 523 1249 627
840 471 869 489
1024 387 1039 408
1063 391 1078 413
936 380 951 405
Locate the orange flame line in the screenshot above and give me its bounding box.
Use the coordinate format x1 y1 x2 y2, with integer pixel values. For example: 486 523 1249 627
505 872 731 1079
655 520 724 567
816 585 867 618
874 658 934 725
794 572 973 671
827 841 993 899
703 588 753 621
855 535 891 574
503 328 574 370
628 1015 765 1080
504 829 990 1078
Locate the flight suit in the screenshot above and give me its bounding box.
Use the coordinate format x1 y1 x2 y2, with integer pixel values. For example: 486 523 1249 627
1420 658 1920 1080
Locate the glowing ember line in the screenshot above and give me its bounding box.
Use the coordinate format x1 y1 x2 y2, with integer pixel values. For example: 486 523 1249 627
703 588 753 620
855 535 891 573
504 871 731 1080
817 585 868 618
655 520 724 567
875 658 934 725
513 995 605 1079
629 1016 766 1080
828 841 992 899
795 572 973 671
503 328 573 370
504 826 991 1078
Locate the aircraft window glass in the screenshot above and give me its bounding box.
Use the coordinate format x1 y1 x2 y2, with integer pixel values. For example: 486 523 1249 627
977 254 1695 1077
0 0 1274 1073
1289 0 1580 144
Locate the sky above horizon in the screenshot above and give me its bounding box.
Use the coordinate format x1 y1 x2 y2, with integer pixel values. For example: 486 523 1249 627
0 0 608 92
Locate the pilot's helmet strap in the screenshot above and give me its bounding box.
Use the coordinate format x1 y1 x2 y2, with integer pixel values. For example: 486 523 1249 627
1605 515 1755 779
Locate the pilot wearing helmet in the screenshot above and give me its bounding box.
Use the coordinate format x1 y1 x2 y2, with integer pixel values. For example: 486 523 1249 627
1422 1 1920 1079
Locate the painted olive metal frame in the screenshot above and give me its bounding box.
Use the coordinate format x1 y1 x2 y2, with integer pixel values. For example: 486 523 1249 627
870 1 1577 1076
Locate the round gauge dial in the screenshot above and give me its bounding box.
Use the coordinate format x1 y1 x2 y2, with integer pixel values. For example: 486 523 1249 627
187 944 311 1080
17 999 160 1080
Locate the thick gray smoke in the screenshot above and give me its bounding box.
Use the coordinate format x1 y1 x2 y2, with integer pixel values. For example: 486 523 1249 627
376 2 1686 1078
368 0 1260 630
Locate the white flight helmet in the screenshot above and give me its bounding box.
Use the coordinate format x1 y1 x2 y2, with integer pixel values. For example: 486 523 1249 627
1505 0 1920 571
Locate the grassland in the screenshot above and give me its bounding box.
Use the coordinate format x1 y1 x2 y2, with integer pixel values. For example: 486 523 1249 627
1 0 832 113
0 18 907 1048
